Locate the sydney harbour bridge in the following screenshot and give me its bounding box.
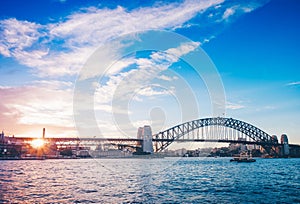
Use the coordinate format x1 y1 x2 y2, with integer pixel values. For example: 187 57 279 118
7 117 300 157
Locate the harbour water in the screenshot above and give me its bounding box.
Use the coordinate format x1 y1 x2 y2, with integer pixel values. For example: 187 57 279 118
1 157 299 203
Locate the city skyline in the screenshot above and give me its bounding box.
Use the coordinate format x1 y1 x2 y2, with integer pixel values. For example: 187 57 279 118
0 0 299 145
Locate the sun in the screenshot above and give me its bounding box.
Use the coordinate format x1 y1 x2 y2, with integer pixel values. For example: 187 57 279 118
30 139 45 149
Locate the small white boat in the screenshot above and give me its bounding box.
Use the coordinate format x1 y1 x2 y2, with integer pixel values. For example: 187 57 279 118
230 151 256 163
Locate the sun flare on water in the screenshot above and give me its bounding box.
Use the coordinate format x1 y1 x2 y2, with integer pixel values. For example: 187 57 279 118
30 139 44 149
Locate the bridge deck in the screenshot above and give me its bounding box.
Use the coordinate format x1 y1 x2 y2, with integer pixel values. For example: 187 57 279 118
6 137 300 147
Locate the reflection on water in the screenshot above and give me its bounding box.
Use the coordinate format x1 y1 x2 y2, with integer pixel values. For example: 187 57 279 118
0 158 300 203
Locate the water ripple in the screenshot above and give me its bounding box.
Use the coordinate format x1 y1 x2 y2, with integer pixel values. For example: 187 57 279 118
0 158 300 203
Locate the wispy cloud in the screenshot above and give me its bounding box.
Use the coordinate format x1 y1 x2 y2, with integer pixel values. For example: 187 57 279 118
255 105 277 112
0 0 223 77
94 41 199 106
135 86 176 98
157 75 179 81
226 101 245 110
0 0 267 78
0 18 45 57
0 82 74 128
0 0 269 78
1 0 268 78
286 81 300 86
220 1 266 21
222 7 236 20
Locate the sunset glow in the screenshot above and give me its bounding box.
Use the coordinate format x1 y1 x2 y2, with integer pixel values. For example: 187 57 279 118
30 139 45 149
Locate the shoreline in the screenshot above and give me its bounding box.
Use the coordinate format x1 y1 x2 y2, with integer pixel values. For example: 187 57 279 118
1 155 298 161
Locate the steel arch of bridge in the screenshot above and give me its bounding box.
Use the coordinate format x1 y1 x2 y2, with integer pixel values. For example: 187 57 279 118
153 117 276 153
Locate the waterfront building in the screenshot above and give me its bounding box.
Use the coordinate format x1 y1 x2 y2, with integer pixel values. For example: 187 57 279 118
0 131 4 144
238 138 247 151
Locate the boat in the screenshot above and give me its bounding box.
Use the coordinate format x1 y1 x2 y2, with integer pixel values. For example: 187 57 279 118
230 151 256 162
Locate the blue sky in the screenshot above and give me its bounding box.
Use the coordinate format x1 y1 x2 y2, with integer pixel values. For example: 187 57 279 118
0 0 299 145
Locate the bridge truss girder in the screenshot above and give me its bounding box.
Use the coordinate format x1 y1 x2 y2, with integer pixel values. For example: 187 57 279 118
153 117 277 154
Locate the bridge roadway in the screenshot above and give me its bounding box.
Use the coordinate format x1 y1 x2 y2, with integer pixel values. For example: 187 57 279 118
9 136 299 147
11 137 140 142
6 135 300 157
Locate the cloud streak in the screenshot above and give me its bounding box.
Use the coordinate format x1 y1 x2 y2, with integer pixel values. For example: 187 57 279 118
286 81 300 86
0 82 74 128
0 0 224 77
0 0 268 79
226 101 245 110
94 41 199 107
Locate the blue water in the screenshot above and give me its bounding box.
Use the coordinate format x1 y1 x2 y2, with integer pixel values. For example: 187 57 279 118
0 157 299 203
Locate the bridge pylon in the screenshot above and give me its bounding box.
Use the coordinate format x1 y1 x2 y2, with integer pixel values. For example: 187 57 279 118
137 125 154 154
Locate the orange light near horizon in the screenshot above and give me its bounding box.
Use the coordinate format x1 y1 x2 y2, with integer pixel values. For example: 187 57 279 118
30 139 45 149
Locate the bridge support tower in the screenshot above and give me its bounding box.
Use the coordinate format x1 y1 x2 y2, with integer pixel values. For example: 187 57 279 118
281 134 289 157
137 125 154 154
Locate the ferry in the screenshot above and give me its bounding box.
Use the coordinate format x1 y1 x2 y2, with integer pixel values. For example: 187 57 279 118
230 151 256 163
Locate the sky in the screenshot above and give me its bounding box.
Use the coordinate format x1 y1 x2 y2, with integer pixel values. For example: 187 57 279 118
0 0 299 145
